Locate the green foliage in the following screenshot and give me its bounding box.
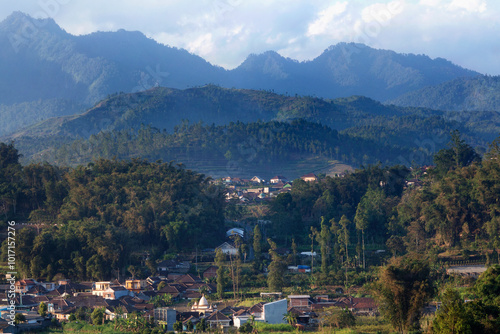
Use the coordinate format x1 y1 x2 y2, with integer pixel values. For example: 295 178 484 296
157 281 166 291
433 288 473 334
14 313 26 324
238 321 253 333
373 257 435 334
215 249 226 299
2 157 225 280
173 321 183 332
283 311 297 325
253 322 295 332
317 217 333 274
198 318 207 332
149 294 173 308
267 239 287 291
319 307 356 329
39 301 48 317
433 130 481 176
253 224 262 270
91 307 105 326
390 75 500 113
41 118 425 170
14 85 496 172
186 319 194 332
474 265 500 305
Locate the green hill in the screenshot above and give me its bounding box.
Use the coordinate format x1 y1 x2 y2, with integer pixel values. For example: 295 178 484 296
5 86 499 177
389 75 500 112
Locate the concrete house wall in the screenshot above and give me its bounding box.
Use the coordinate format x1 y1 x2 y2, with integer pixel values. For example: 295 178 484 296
263 299 287 324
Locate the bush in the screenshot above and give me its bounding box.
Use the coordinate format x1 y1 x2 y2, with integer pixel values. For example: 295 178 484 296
254 323 295 332
239 322 253 333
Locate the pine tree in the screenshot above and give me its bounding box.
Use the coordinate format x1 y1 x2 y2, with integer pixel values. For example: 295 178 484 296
253 224 262 270
267 239 287 291
215 249 225 299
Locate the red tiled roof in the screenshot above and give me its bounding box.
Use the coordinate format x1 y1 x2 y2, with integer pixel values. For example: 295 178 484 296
207 311 230 322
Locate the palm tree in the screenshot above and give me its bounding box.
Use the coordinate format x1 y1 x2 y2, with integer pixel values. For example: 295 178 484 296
283 311 297 325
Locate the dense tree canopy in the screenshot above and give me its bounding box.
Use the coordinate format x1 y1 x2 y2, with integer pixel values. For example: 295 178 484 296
373 257 434 334
1 152 225 280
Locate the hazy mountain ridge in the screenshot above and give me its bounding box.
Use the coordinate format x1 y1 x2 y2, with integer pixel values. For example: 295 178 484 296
388 75 500 112
5 86 499 173
0 12 485 137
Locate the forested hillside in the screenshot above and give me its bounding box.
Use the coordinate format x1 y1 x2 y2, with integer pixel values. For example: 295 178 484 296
0 143 225 280
269 133 500 268
389 75 500 112
5 86 500 175
42 121 427 175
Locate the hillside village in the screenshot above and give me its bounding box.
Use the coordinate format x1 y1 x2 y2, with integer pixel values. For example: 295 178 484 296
220 173 345 203
0 166 442 333
2 271 379 333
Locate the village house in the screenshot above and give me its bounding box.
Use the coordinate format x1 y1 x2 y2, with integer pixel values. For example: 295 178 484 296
270 175 287 183
206 310 231 329
250 176 265 183
215 242 238 255
156 259 191 275
301 173 318 182
288 295 314 308
92 281 111 297
125 279 148 293
102 286 131 300
15 279 37 294
202 265 218 280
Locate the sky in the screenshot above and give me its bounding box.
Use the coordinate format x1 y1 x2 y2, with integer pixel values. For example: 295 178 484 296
1 0 499 74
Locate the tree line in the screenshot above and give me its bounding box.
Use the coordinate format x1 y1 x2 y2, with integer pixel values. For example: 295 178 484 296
0 143 225 280
41 120 427 168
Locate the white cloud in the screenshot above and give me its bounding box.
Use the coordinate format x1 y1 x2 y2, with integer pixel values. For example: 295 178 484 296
448 0 487 13
361 1 404 24
186 33 215 57
419 0 444 7
307 2 349 36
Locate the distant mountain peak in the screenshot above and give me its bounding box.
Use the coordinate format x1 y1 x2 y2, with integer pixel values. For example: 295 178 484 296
0 11 67 37
237 50 293 78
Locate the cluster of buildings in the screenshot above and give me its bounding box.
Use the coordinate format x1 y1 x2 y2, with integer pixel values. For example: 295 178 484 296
182 295 288 331
0 273 217 332
0 272 385 333
222 174 319 203
287 294 378 326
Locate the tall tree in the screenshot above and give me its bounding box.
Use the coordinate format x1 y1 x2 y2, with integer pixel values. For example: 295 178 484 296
373 257 434 334
433 288 472 334
354 187 386 269
0 142 23 218
337 215 351 289
290 238 298 266
253 224 262 271
317 217 332 274
214 249 226 299
267 239 287 291
91 307 105 325
433 130 480 175
337 215 351 265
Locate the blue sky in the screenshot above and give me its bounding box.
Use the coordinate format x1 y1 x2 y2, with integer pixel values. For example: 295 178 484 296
1 0 499 74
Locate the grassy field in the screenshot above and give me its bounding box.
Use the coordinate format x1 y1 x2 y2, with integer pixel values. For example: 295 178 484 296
35 316 398 334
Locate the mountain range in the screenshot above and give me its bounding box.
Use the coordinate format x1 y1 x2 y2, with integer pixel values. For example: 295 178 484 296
2 12 499 138
5 85 500 178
